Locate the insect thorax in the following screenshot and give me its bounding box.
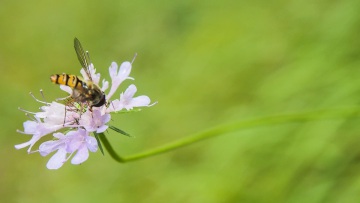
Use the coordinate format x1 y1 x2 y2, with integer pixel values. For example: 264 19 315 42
72 81 105 107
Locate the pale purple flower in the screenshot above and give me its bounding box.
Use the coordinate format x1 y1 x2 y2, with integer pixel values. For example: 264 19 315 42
67 129 98 165
39 129 97 169
107 84 153 112
79 109 111 133
15 118 62 153
39 132 68 169
16 55 156 169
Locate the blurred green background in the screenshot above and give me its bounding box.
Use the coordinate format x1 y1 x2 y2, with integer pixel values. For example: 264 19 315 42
1 0 360 202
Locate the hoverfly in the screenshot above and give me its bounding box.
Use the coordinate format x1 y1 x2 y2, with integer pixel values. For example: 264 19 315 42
50 38 106 109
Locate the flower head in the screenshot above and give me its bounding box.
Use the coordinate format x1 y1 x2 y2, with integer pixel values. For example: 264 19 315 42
16 53 156 169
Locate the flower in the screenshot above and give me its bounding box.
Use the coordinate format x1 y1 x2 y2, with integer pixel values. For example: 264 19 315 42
39 129 97 169
106 84 153 112
16 57 156 169
80 109 111 133
15 118 63 153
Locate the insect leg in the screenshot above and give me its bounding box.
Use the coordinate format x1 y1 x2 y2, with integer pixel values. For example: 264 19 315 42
63 104 67 127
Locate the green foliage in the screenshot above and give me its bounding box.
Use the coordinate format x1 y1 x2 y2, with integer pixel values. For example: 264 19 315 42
93 132 104 156
1 0 360 202
108 125 130 137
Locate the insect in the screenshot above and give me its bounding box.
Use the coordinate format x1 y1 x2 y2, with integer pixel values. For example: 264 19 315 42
50 38 106 108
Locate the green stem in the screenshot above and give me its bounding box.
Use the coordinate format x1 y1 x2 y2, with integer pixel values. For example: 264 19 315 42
98 107 360 163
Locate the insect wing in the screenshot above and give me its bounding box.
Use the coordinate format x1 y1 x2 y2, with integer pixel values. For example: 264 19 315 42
74 38 93 81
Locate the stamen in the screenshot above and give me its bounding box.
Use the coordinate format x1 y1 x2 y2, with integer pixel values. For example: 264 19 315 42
18 107 36 114
131 53 137 64
29 92 48 104
28 150 39 154
40 89 49 105
149 101 158 107
64 150 77 163
16 129 25 134
25 113 36 121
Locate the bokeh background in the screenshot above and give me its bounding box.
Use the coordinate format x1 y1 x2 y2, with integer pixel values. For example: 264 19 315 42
1 0 360 202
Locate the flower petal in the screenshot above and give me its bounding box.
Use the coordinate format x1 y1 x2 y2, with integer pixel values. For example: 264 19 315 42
60 85 72 94
71 145 89 165
85 135 98 152
20 135 42 153
22 120 38 134
39 140 60 156
15 140 33 150
89 64 100 85
106 99 121 113
39 132 67 156
46 148 67 170
80 68 90 81
96 125 108 133
129 96 151 107
123 84 137 99
101 79 109 91
109 62 118 78
118 62 132 79
106 61 133 100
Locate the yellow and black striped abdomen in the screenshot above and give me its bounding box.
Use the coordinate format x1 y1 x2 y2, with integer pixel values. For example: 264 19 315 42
50 74 83 89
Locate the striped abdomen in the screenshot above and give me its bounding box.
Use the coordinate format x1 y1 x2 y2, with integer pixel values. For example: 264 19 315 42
50 74 83 89
50 73 106 107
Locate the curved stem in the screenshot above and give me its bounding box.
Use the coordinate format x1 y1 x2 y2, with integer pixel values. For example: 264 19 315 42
98 132 126 162
99 107 360 163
